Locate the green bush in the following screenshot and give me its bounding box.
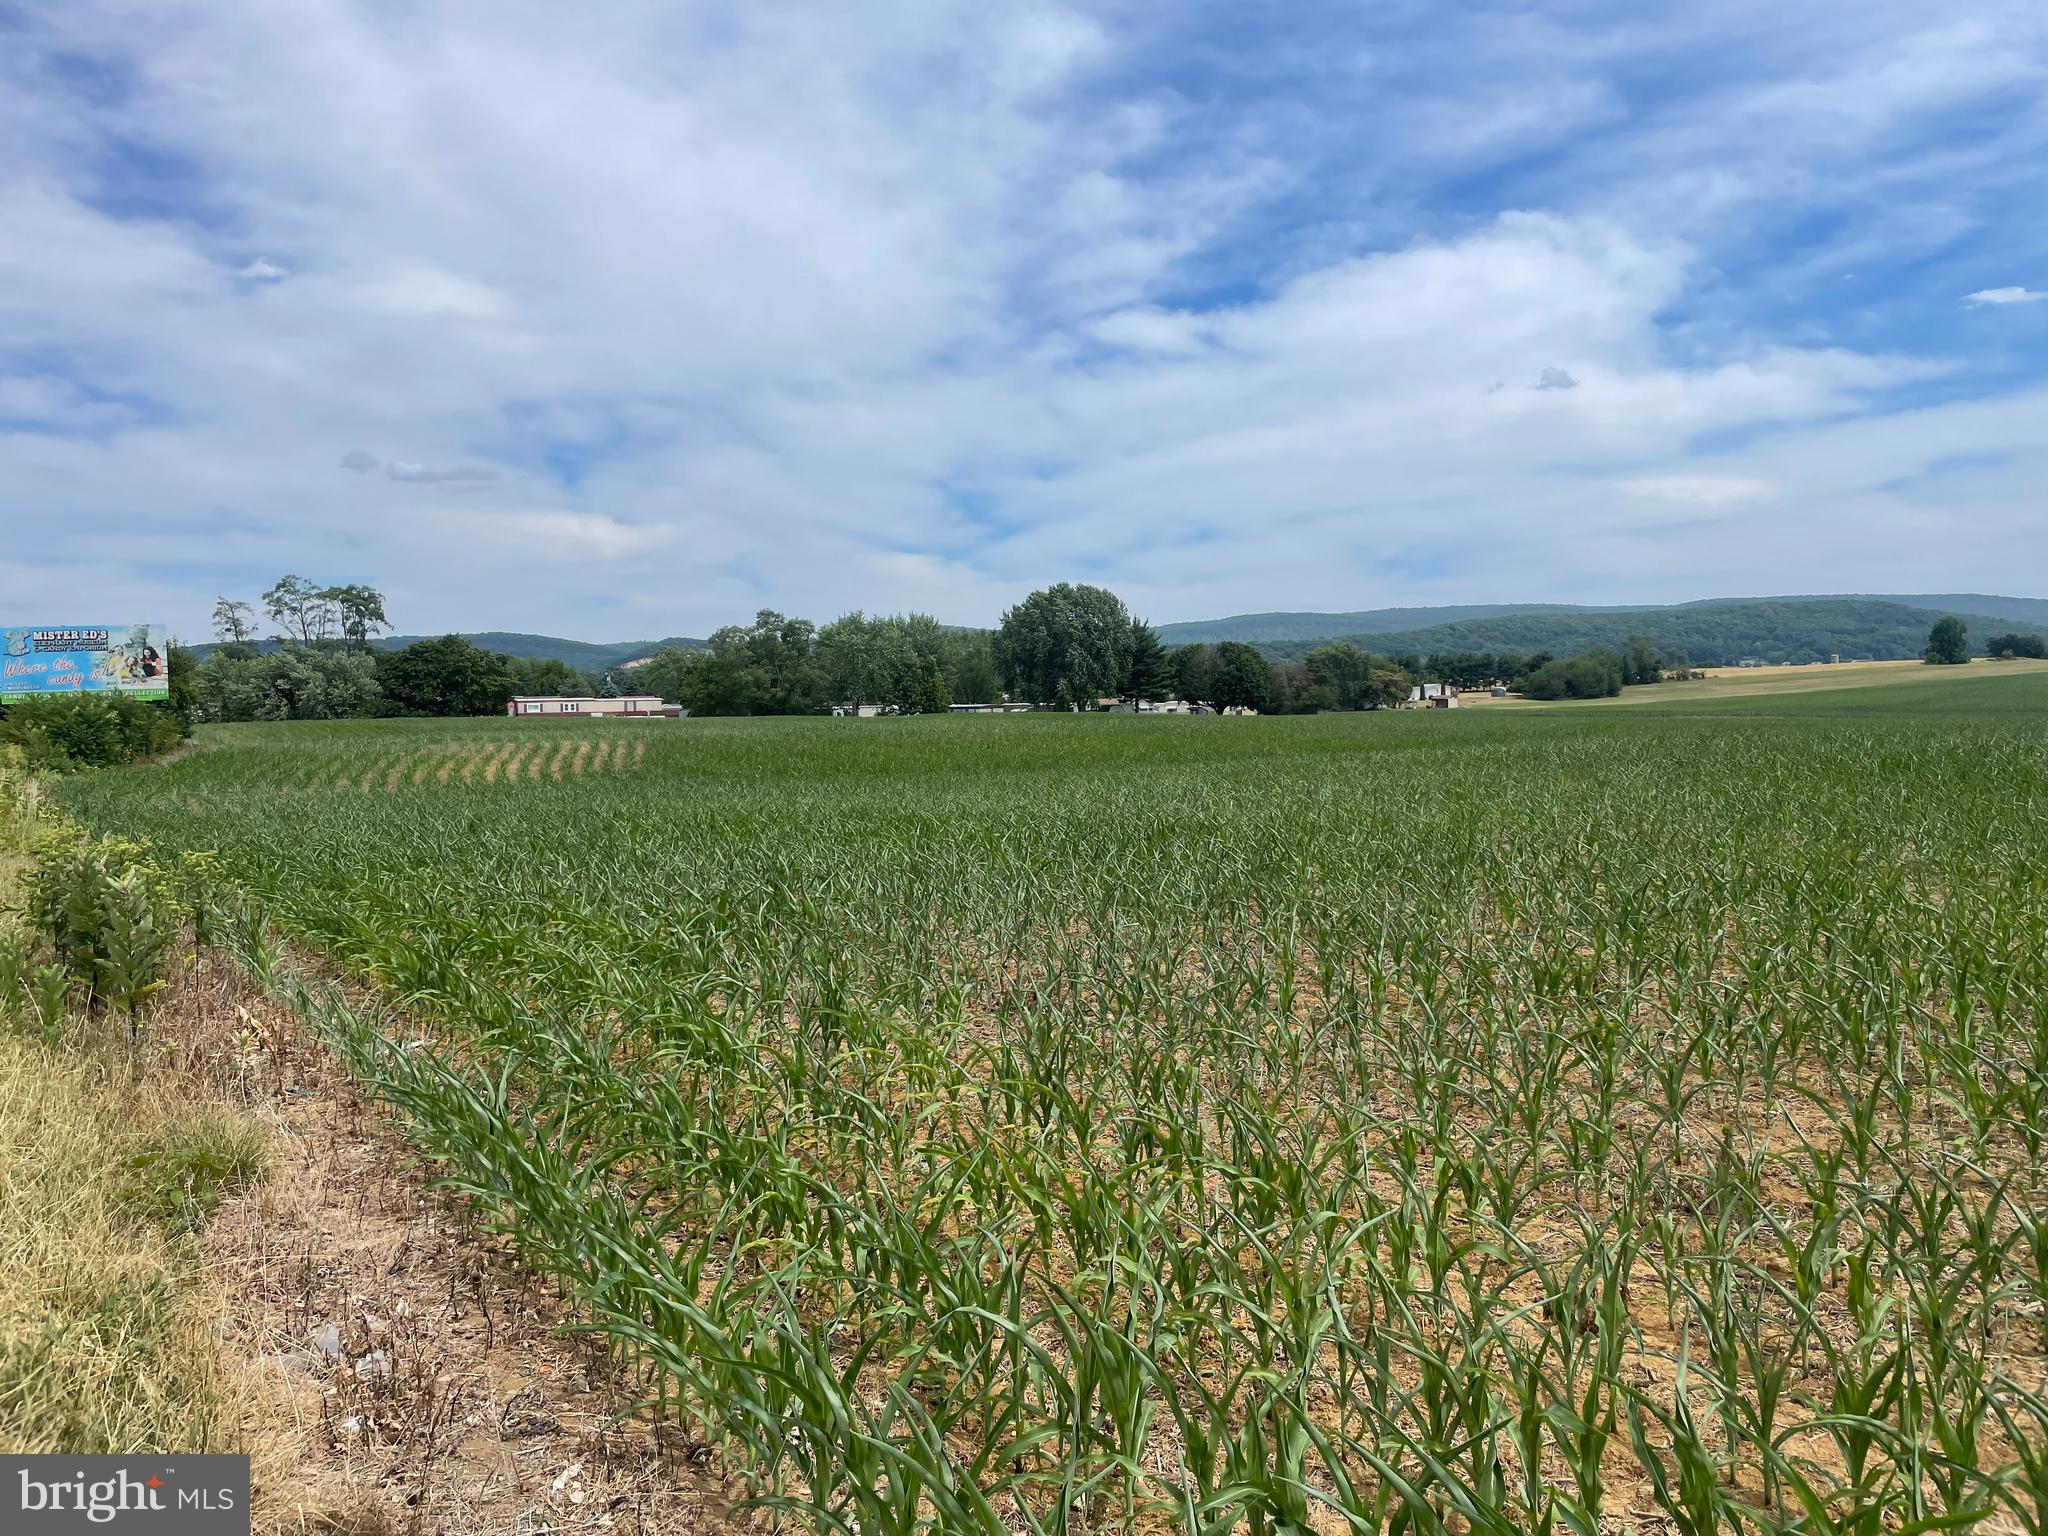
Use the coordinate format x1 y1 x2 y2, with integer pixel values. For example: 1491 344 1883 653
0 696 184 772
23 835 183 1026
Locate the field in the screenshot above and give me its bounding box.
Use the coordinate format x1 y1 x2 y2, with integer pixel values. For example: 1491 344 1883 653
59 670 2048 1533
1463 656 2048 712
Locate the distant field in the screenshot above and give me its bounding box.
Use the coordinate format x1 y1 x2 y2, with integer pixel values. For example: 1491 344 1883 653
60 693 2048 1533
1466 655 2048 713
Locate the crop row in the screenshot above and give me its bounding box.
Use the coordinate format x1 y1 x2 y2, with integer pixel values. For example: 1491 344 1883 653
64 709 2048 1533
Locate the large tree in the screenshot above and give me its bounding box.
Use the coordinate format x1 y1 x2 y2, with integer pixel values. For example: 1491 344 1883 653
1304 642 1385 710
1124 620 1171 703
1210 641 1273 713
1924 616 1970 665
635 646 700 706
210 597 258 655
1620 633 1664 686
376 635 517 716
994 584 1135 707
324 583 391 653
704 609 824 713
262 574 338 644
943 632 1003 705
1172 644 1219 709
1985 631 2047 659
1517 649 1624 700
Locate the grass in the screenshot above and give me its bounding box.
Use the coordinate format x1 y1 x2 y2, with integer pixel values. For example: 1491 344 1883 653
1467 655 2048 712
0 754 256 1455
56 669 2048 1532
0 1030 234 1452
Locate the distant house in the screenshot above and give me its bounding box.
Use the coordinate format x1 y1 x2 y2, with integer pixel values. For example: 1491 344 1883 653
947 701 1033 714
1407 683 1460 708
507 695 678 718
1737 657 1766 669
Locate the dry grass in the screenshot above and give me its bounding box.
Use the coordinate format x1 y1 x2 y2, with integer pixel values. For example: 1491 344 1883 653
0 1009 244 1454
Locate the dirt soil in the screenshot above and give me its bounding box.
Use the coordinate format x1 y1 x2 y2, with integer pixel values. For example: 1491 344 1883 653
204 975 746 1536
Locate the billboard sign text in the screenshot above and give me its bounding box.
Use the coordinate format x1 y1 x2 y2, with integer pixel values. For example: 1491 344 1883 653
3 625 171 700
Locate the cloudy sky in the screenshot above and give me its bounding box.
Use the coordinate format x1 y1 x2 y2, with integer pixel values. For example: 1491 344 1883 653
3 1 2045 640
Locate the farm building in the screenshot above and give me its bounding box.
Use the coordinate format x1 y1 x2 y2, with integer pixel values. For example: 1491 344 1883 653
1407 683 1460 708
507 695 679 718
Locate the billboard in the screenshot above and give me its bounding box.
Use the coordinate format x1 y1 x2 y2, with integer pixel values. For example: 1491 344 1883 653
2 625 171 700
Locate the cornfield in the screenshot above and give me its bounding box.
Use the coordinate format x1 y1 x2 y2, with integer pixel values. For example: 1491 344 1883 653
61 692 2048 1533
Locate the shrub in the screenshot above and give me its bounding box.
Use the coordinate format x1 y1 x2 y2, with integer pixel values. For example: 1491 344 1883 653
0 696 184 772
23 835 183 1028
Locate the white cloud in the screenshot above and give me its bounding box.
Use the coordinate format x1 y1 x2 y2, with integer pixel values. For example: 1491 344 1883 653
1964 286 2046 305
1619 474 1775 507
385 461 500 485
0 1 2042 637
487 510 672 561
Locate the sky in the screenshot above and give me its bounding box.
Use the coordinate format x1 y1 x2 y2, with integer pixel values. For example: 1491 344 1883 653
2 0 2045 641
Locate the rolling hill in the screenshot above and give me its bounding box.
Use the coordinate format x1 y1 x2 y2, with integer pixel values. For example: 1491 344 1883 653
1239 599 2047 667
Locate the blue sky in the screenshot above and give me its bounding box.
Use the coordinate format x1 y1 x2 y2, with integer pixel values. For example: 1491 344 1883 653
2 0 2044 640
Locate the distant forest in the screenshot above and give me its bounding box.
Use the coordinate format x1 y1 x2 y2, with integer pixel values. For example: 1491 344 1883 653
1244 599 2048 667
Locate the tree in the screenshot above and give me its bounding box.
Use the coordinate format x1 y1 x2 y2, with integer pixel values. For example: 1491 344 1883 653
1365 668 1411 709
1125 620 1171 703
1266 660 1328 714
1304 642 1383 709
1172 644 1219 709
508 657 594 697
197 644 380 721
676 649 768 716
262 574 337 645
704 610 824 713
1211 642 1271 712
375 635 517 716
323 584 391 652
1516 649 1623 700
944 633 1003 705
1984 631 2046 659
993 584 1135 707
211 598 258 655
635 647 700 706
818 612 914 708
1620 634 1663 686
901 655 952 715
164 642 200 733
1924 616 1969 665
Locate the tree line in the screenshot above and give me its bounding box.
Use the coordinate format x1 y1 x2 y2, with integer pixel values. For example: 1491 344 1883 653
186 575 1698 721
